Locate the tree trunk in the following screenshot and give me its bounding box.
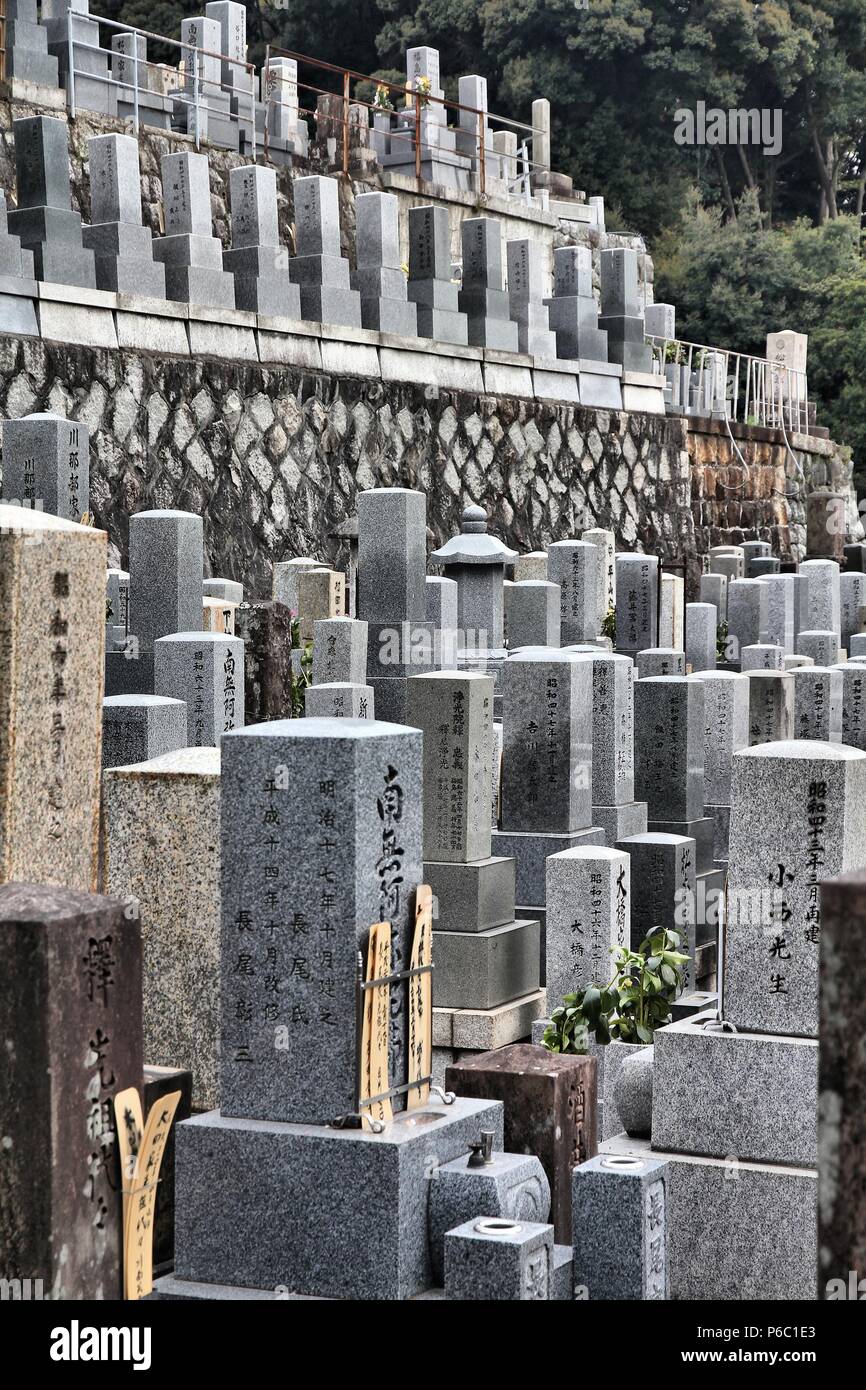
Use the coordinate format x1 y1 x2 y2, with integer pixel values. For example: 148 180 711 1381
811 123 839 219
714 147 736 220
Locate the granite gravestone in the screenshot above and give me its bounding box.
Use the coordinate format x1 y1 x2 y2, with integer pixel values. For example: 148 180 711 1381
0 188 38 336
4 0 60 89
426 575 459 669
699 571 727 623
297 569 345 643
741 643 784 672
219 717 423 1123
1 413 89 521
107 509 204 696
357 488 434 720
687 669 750 863
351 191 417 336
154 632 244 746
272 555 318 613
444 1219 554 1300
494 650 603 907
659 572 685 650
103 746 221 1111
615 554 659 655
312 617 368 686
223 165 301 318
507 239 557 358
587 653 647 844
685 603 717 673
7 115 97 288
304 682 374 719
818 872 866 1294
616 832 697 986
407 204 468 344
634 677 705 823
0 505 105 891
747 670 794 744
545 246 608 363
636 648 685 678
796 630 839 668
82 134 166 298
504 581 560 649
791 667 842 742
457 217 519 351
0 882 142 1299
836 662 866 751
102 694 188 768
726 579 768 665
799 559 841 636
547 539 602 645
598 249 652 372
839 572 866 652
760 573 796 652
726 742 866 1038
289 175 362 327
546 847 631 1010
152 151 236 309
582 527 616 618
407 671 494 865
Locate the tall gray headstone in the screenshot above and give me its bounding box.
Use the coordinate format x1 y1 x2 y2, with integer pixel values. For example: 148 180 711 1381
726 741 866 1037
598 248 652 372
223 165 301 318
407 204 468 345
351 191 417 336
154 632 244 745
634 677 705 822
219 718 423 1123
507 239 557 358
615 554 659 655
545 246 608 363
546 847 630 1009
0 413 89 521
82 134 166 298
7 115 97 288
456 217 518 351
289 175 362 328
792 667 842 742
153 152 236 309
548 539 602 645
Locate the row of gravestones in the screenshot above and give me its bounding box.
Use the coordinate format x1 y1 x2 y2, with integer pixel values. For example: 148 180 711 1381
6 3 546 200
1 470 864 1298
0 111 663 369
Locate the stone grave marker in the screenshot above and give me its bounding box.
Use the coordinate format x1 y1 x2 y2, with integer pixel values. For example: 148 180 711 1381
288 175 362 327
351 190 417 336
83 134 166 298
154 632 244 746
223 164 301 318
457 217 518 351
1 413 89 521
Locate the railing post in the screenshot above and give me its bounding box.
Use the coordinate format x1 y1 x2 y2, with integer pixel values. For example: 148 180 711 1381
132 30 140 137
193 48 200 151
249 63 256 160
263 47 270 161
477 108 485 198
342 68 350 175
415 91 421 182
67 7 76 119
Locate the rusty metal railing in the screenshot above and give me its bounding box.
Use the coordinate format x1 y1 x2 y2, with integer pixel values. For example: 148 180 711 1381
262 44 543 200
0 0 7 85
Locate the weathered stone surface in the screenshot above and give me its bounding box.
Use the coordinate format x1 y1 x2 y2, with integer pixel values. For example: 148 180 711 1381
446 1043 598 1242
0 881 142 1300
428 1151 551 1284
0 504 106 891
444 1217 554 1300
103 747 221 1111
819 871 866 1295
572 1152 668 1300
235 600 293 724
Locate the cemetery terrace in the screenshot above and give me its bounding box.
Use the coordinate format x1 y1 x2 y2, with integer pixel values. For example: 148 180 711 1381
0 14 864 1320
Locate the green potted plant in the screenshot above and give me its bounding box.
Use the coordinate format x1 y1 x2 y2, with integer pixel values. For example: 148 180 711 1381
543 927 689 1137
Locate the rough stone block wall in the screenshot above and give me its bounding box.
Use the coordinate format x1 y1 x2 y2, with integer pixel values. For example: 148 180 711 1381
0 335 692 597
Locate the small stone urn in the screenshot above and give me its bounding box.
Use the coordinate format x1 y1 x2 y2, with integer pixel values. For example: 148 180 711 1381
612 1044 654 1139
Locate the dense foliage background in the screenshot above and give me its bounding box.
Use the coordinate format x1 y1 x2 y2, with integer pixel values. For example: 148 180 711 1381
104 0 866 487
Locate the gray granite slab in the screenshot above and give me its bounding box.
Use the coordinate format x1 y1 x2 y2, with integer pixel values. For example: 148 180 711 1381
432 919 540 1009
572 1151 667 1299
546 847 630 1010
429 1151 550 1283
634 676 705 822
444 1215 554 1300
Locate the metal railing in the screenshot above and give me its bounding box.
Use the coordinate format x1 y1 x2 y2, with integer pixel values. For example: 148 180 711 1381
0 0 7 85
646 334 810 434
262 45 544 200
66 10 256 156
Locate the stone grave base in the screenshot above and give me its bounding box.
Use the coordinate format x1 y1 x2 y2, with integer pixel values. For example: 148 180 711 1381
601 1133 817 1300
171 1097 503 1300
592 800 648 845
432 918 540 1010
652 1018 818 1167
492 826 605 905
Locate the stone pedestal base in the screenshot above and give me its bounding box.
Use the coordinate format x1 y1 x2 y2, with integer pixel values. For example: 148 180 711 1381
492 826 605 905
172 1098 502 1300
601 1133 817 1300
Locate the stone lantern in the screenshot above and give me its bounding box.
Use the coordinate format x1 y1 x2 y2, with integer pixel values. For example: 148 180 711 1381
430 504 517 662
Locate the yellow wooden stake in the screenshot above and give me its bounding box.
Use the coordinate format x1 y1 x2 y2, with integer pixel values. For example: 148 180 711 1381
117 1089 182 1300
407 884 433 1110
